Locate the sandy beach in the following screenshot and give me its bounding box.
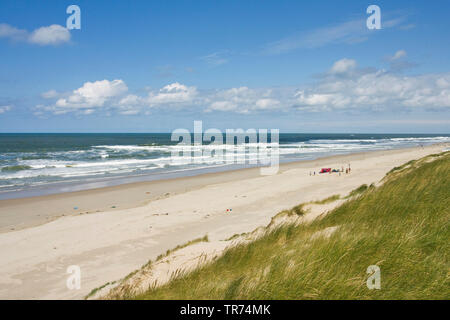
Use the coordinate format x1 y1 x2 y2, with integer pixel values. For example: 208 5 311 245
0 143 448 299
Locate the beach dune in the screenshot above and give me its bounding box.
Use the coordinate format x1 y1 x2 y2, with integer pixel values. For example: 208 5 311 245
0 143 447 299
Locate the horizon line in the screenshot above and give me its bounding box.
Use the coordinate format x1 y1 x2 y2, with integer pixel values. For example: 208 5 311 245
0 132 449 135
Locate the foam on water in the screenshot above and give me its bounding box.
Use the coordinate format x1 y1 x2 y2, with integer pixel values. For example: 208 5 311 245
0 133 448 197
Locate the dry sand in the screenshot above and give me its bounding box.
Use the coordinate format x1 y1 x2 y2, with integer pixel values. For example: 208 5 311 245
0 143 447 299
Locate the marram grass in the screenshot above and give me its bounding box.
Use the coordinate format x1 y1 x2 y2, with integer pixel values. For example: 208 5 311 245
133 152 449 300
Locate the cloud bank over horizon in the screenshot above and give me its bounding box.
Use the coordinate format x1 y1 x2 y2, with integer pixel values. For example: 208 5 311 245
35 54 450 118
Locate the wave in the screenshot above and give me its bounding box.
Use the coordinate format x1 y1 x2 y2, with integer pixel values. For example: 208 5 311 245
308 139 378 143
389 137 450 142
1 165 32 172
1 135 448 191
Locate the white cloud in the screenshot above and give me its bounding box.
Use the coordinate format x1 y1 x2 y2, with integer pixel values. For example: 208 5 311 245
37 60 450 117
255 98 280 109
295 60 450 111
40 79 128 114
0 23 27 41
329 58 357 74
82 109 95 115
29 24 70 45
209 101 238 112
119 94 142 106
386 50 415 72
0 105 12 114
0 23 71 46
119 109 140 115
390 49 407 61
206 87 281 113
38 81 198 115
147 82 197 106
72 80 128 105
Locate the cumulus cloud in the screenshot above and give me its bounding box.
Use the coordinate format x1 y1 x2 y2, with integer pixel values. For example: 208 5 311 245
147 82 197 105
57 79 127 108
255 98 280 109
114 82 198 113
329 58 357 74
28 25 70 45
39 80 128 114
0 23 71 46
38 81 200 115
37 59 450 116
119 94 142 107
295 60 450 111
206 87 281 114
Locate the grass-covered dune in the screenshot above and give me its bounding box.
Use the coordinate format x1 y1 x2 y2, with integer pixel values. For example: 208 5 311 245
134 152 450 300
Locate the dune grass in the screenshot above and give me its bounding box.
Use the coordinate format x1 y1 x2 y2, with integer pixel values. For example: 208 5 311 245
86 281 117 300
155 235 209 262
311 194 341 204
132 152 449 300
86 235 209 299
345 184 373 198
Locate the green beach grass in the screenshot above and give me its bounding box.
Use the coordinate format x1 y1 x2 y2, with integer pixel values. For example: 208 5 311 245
130 151 449 300
155 235 209 262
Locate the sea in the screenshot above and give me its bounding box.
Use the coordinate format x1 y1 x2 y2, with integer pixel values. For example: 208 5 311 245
0 133 448 199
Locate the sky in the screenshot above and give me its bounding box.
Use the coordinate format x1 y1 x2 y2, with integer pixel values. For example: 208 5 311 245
0 0 449 133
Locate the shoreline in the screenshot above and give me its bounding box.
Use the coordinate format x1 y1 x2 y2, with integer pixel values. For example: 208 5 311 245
2 136 449 202
0 143 443 233
0 142 448 299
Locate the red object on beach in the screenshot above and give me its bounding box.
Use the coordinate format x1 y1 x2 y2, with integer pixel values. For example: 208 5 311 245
319 168 331 173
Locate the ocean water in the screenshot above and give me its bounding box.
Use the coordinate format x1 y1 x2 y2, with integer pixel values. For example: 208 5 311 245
0 133 448 199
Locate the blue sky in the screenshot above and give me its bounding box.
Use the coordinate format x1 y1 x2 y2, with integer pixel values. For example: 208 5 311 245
0 0 449 133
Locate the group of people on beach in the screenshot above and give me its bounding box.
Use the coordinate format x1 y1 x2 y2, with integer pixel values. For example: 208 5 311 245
309 164 351 176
